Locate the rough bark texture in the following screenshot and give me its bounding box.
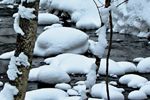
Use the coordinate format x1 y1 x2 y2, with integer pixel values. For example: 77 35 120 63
9 1 39 100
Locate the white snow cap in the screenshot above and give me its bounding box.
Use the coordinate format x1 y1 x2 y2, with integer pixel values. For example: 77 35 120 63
91 83 124 100
18 5 36 20
61 96 81 100
55 83 71 91
0 51 15 59
0 83 18 100
15 52 30 67
133 57 144 63
7 56 22 80
44 53 95 74
98 59 137 76
90 25 107 58
25 88 68 100
128 90 147 100
85 64 97 89
88 98 104 100
140 82 150 96
13 15 25 35
7 52 29 80
34 27 89 57
98 59 125 76
44 24 63 30
49 0 101 29
117 61 137 73
38 13 59 25
137 57 150 73
67 89 79 96
29 65 71 84
119 74 148 88
112 0 150 37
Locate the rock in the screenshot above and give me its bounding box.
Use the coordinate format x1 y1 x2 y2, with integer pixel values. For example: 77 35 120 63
34 27 89 57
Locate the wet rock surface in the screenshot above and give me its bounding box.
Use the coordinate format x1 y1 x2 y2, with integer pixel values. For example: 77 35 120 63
0 4 150 99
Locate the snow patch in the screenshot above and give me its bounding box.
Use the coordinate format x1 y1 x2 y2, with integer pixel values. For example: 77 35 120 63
128 90 147 100
0 51 15 59
55 83 71 91
25 88 68 100
98 59 125 76
119 74 148 88
44 53 95 74
29 65 71 84
34 27 89 57
91 83 124 100
38 13 59 25
18 5 36 20
137 57 150 73
0 83 18 100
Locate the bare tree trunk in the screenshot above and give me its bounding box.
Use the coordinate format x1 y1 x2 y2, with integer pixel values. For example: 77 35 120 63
9 1 39 100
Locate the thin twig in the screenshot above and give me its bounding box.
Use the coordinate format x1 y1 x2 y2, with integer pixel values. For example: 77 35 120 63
116 0 128 7
93 0 103 26
106 10 113 100
105 0 112 100
92 0 103 74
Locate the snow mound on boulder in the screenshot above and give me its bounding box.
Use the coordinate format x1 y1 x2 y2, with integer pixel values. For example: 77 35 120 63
128 90 147 100
91 83 124 100
137 57 150 73
49 0 101 29
34 27 89 57
98 59 125 76
25 88 68 100
44 53 95 74
119 74 148 88
117 61 137 73
38 13 59 25
29 65 71 84
140 82 150 96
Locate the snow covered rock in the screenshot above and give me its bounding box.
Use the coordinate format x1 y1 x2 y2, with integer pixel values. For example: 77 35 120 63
34 27 89 57
140 83 150 96
25 88 68 100
29 65 71 84
85 64 97 89
119 74 148 88
0 51 14 59
137 57 150 73
88 98 104 100
55 83 71 91
67 89 79 96
98 59 125 76
128 90 147 100
133 57 144 63
62 96 81 100
0 83 18 100
117 61 137 73
44 53 95 74
91 83 124 100
73 84 86 94
112 0 150 37
43 24 63 30
38 13 59 25
49 0 101 29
